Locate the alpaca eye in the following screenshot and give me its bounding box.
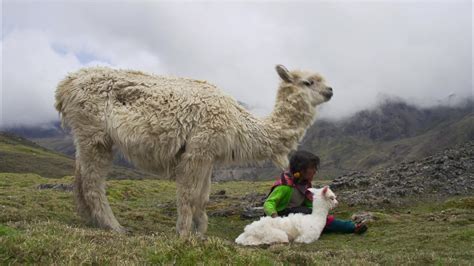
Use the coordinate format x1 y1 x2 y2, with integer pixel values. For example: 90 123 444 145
302 80 313 86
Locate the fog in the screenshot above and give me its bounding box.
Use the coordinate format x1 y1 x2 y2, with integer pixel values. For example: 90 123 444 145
1 0 472 127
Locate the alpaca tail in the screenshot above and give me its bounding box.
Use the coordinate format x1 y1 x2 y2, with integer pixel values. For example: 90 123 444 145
54 74 77 129
54 75 72 112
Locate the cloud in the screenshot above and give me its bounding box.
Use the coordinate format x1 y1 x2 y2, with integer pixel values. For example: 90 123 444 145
0 40 3 126
2 29 82 126
1 1 166 127
1 0 472 127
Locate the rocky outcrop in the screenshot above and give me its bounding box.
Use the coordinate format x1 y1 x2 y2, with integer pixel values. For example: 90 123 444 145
331 141 474 206
37 183 74 192
208 191 267 218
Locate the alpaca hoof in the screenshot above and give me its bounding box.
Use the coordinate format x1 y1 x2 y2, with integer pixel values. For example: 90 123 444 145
178 231 191 239
197 235 208 242
112 225 129 234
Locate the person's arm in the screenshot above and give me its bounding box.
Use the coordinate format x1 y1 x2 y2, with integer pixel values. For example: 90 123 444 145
264 186 287 217
303 198 313 208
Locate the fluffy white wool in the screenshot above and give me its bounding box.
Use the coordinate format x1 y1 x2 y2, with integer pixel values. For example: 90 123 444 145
235 186 338 245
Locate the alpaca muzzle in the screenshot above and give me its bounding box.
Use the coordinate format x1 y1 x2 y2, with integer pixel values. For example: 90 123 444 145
322 90 333 100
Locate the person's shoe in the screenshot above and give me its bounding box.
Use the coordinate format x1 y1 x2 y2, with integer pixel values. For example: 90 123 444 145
354 222 368 234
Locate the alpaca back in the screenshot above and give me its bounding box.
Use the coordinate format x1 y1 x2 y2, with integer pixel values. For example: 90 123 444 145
55 67 266 173
235 212 327 245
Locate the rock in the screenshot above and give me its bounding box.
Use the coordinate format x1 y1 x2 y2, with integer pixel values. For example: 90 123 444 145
351 211 375 223
330 141 474 207
37 183 74 192
241 207 264 219
209 209 236 217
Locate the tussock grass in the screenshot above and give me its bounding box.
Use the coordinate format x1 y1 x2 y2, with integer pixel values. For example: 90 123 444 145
1 173 473 264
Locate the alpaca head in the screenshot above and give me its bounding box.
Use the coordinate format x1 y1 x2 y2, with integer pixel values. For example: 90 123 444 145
308 186 338 210
275 64 333 106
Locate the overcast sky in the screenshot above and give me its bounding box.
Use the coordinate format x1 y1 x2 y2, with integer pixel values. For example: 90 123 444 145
1 0 472 127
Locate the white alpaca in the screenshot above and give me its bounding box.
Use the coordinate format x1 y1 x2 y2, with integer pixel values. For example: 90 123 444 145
54 65 333 237
235 186 338 245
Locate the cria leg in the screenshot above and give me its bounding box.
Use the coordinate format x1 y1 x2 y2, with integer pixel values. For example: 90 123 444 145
264 228 290 244
294 232 320 244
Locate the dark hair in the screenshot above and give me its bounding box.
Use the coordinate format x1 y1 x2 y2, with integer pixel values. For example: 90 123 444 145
289 150 320 174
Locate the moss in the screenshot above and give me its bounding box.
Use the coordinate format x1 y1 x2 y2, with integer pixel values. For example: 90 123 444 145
0 225 19 237
442 197 474 209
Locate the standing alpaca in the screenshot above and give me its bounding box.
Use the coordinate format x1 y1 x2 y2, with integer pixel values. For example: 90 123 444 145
235 186 338 245
54 65 333 237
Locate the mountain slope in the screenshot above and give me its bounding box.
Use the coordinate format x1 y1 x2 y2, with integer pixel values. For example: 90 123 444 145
0 132 160 179
299 100 473 179
4 99 473 180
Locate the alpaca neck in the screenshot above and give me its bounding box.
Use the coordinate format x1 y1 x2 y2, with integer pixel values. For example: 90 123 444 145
267 84 316 129
311 200 329 217
264 84 317 155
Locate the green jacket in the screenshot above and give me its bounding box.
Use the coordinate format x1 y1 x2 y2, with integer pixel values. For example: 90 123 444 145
263 185 313 216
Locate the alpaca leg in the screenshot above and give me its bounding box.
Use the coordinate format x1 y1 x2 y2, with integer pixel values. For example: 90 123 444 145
265 228 290 244
294 232 320 244
176 183 193 238
73 159 91 221
175 155 212 238
76 139 125 233
192 163 212 236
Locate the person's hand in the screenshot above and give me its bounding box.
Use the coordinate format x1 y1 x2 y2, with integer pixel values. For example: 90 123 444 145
271 213 278 218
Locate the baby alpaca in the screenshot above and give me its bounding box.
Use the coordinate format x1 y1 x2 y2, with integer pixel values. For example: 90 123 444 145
235 186 337 245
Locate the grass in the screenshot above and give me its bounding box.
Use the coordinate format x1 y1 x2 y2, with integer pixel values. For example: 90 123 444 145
0 173 473 264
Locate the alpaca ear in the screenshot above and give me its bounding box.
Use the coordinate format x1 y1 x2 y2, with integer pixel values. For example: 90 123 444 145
276 64 293 83
322 186 329 196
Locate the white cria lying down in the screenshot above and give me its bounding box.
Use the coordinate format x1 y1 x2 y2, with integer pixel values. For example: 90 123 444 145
235 186 338 245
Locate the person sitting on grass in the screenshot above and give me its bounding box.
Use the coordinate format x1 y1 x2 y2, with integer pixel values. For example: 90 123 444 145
264 150 368 234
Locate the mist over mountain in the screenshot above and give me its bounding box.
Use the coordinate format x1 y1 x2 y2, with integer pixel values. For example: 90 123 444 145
3 99 473 180
298 99 473 179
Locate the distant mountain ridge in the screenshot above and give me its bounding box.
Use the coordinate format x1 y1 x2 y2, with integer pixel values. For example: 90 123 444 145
3 99 473 180
299 99 473 178
328 99 472 141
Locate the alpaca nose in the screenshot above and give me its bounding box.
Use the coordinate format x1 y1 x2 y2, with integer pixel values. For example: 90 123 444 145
327 87 333 92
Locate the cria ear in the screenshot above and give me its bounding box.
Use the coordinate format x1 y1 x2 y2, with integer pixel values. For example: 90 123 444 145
322 186 329 196
275 64 293 83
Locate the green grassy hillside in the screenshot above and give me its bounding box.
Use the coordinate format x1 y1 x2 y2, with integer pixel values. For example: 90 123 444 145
0 132 160 179
0 133 74 178
1 173 472 264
